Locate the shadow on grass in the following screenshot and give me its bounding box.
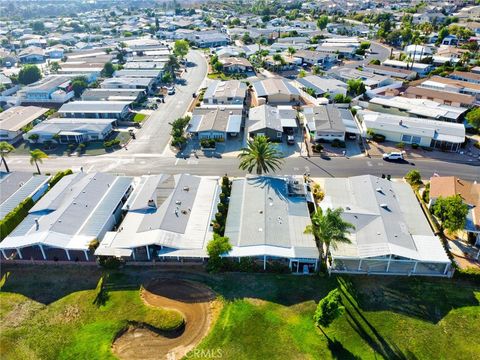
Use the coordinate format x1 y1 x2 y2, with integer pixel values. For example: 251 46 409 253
338 276 479 324
319 326 361 360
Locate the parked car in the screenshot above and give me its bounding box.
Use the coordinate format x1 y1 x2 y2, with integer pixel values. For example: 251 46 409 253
167 86 175 95
383 152 404 161
287 135 295 145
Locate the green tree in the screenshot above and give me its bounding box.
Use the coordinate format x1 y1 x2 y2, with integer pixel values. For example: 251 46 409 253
432 195 469 232
32 21 45 32
314 289 344 328
206 234 232 272
102 62 115 78
333 94 351 103
298 69 307 78
173 39 189 59
49 61 61 73
287 46 296 58
71 76 88 97
162 72 173 84
369 59 381 65
317 15 328 30
238 135 283 175
466 107 480 130
304 207 355 265
405 170 422 186
29 149 48 174
18 65 42 85
347 79 366 96
0 141 15 172
437 27 450 44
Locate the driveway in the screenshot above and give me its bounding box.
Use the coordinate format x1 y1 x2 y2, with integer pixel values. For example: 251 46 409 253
126 50 208 155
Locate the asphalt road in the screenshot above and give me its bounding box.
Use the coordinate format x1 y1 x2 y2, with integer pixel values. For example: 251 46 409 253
127 49 208 154
5 153 479 181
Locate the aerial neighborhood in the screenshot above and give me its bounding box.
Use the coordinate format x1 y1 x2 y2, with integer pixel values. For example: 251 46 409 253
0 1 479 359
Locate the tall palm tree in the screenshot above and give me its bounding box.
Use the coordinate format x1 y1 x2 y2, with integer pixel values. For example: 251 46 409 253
238 135 283 175
29 149 48 174
287 46 296 58
304 207 355 266
0 141 15 173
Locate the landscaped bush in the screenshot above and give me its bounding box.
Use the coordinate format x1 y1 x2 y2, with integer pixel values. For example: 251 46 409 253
411 143 419 149
422 182 430 203
0 197 34 240
212 175 232 236
313 144 323 153
396 142 405 149
371 134 385 142
200 138 216 149
104 139 121 148
97 256 124 269
49 169 73 187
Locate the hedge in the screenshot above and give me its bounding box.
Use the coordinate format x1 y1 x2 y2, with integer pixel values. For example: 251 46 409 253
0 197 34 240
49 169 73 187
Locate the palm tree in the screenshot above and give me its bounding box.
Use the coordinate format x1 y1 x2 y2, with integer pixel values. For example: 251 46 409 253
0 141 15 173
238 135 283 175
287 46 296 58
29 149 48 174
304 207 355 266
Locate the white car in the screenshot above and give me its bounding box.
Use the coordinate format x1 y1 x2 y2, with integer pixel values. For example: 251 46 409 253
383 152 404 161
167 86 175 95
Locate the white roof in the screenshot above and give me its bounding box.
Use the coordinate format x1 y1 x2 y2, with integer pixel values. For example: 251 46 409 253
360 111 465 144
322 175 450 263
96 174 219 256
369 96 467 121
0 172 133 251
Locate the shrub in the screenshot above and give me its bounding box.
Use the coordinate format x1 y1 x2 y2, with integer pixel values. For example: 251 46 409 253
372 134 386 142
396 142 405 149
422 182 430 203
97 256 123 269
0 197 34 240
104 139 121 148
206 234 232 272
314 289 344 328
313 143 323 153
49 169 73 187
405 170 422 186
411 143 419 149
311 183 325 202
200 138 216 148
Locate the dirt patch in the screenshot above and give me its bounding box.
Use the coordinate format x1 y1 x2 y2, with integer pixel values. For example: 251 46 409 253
2 300 45 328
112 279 216 360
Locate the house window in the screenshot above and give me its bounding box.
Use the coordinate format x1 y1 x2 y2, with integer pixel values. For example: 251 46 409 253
412 136 421 144
277 132 283 138
401 134 412 143
444 100 452 106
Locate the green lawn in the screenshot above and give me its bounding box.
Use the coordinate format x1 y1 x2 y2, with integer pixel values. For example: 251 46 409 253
0 269 183 360
1 266 479 360
133 113 148 123
192 275 480 360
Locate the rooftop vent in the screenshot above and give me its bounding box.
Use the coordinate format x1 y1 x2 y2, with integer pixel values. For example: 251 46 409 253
380 203 389 210
183 186 190 191
175 200 182 205
147 199 156 208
